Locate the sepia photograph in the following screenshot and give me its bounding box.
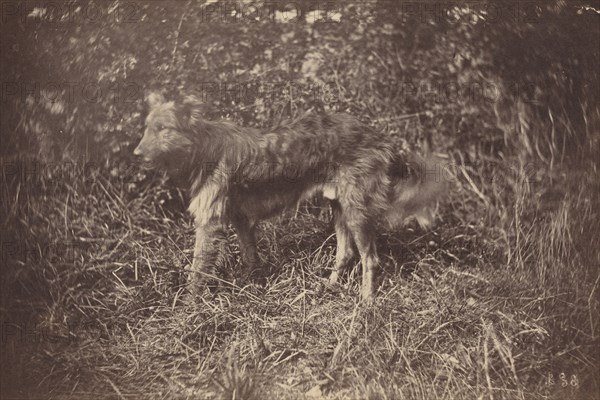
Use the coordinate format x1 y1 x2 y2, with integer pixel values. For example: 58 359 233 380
1 1 599 398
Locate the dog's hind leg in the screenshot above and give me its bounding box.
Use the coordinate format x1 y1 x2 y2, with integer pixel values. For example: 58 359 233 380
329 200 356 285
347 218 379 303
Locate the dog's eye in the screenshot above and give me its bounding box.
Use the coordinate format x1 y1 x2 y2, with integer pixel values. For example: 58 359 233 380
156 124 165 131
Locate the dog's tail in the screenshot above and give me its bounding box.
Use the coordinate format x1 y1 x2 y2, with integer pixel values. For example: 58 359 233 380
384 151 447 229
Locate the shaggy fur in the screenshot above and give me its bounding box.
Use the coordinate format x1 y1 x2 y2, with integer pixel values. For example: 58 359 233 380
134 92 445 301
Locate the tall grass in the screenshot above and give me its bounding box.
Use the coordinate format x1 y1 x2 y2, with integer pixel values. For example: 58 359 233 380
1 102 599 399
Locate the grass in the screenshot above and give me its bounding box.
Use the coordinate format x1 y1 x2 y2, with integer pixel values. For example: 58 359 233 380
1 133 599 399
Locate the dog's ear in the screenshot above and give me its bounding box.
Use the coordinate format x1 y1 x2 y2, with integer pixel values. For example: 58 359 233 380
146 91 166 109
180 95 206 127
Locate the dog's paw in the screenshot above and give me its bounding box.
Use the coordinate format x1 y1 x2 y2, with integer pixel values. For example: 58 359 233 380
319 276 344 298
360 282 376 305
328 271 340 285
239 263 270 285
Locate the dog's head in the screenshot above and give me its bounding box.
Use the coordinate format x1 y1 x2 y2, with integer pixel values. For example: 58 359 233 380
134 92 202 174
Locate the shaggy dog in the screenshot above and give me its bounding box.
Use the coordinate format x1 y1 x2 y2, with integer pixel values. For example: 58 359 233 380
134 92 444 301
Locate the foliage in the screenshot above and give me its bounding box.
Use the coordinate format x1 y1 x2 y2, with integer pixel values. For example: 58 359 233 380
2 1 597 162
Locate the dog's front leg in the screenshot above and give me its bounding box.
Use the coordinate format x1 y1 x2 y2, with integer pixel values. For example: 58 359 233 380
349 222 379 303
230 213 260 283
188 221 227 294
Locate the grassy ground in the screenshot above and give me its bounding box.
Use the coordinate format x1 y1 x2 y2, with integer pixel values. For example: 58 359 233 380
1 148 599 399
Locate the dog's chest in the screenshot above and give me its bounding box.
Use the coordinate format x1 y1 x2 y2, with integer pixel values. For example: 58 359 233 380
188 180 225 226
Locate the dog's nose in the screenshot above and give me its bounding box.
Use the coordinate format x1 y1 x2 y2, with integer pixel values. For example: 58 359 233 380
133 146 142 156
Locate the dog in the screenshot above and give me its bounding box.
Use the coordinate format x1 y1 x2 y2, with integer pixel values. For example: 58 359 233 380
134 92 445 301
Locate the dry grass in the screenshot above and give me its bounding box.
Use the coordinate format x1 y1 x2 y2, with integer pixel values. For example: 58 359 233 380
1 137 599 399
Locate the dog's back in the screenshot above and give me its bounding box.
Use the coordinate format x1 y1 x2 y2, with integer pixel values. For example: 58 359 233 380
226 112 445 229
